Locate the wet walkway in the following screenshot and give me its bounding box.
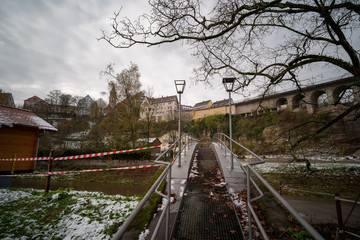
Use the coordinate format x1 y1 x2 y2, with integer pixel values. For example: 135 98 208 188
172 144 244 239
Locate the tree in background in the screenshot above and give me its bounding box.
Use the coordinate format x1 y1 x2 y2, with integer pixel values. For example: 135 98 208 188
46 90 62 105
141 87 157 143
100 0 360 152
102 62 143 147
59 93 73 114
90 98 106 123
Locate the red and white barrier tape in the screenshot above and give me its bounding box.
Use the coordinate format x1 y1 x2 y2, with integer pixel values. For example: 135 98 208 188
0 164 164 178
0 156 51 162
0 144 169 162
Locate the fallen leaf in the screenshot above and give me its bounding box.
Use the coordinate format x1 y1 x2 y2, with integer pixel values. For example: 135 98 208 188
279 226 286 232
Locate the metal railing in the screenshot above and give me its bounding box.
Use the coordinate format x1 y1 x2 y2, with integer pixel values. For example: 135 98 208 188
215 133 324 240
335 194 360 239
112 134 194 240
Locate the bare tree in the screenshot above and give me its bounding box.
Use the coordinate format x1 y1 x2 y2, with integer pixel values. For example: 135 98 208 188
102 62 143 147
100 0 360 151
46 90 62 105
141 87 157 143
72 95 82 107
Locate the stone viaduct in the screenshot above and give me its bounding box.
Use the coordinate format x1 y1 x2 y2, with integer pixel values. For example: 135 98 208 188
191 77 359 120
234 77 359 116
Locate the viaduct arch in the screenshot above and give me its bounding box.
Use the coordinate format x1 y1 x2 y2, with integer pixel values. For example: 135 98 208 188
234 77 359 116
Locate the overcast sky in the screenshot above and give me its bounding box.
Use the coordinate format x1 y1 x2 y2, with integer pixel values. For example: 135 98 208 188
0 0 232 107
1 0 357 108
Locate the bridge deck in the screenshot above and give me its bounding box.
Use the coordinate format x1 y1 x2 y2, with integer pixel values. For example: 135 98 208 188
172 144 244 239
145 141 246 239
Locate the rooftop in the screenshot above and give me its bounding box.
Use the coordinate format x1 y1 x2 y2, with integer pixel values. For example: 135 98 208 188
193 100 212 108
0 105 57 131
211 98 233 108
149 95 178 104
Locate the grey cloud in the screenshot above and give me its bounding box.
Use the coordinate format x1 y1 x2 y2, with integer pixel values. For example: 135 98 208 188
0 0 229 107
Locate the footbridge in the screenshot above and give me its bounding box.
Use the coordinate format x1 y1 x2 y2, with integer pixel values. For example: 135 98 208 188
112 134 325 240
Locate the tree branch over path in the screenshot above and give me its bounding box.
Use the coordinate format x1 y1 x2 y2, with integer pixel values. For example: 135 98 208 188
99 0 360 153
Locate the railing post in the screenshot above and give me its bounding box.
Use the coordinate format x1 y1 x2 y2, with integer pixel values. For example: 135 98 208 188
11 153 16 175
222 134 224 150
184 135 186 156
230 137 234 170
247 165 252 240
166 165 172 239
335 193 344 238
187 135 189 150
224 135 227 156
45 149 54 193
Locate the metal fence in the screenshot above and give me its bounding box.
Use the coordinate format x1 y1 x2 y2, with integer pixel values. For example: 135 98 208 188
215 133 325 240
335 194 360 239
112 134 194 240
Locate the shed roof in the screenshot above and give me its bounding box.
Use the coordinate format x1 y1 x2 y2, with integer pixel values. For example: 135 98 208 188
0 105 57 131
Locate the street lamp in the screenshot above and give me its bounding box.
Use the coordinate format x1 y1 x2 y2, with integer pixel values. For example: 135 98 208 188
175 80 186 167
223 77 235 169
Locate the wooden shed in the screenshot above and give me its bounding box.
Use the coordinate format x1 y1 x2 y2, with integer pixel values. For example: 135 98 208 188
0 105 57 174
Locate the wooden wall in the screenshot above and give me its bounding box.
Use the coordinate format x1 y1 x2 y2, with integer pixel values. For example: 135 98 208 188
0 126 40 173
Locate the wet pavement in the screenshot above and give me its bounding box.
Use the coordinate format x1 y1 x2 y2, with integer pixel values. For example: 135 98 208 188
284 195 360 229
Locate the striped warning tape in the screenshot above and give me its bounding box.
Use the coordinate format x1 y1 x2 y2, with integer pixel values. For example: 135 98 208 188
0 164 164 178
0 144 169 162
0 156 51 162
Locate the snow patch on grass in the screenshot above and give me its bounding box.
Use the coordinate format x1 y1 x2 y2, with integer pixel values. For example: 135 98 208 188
0 188 33 204
254 162 360 176
0 188 139 240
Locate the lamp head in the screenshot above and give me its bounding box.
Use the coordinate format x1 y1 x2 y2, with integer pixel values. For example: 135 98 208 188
222 77 235 92
174 80 186 94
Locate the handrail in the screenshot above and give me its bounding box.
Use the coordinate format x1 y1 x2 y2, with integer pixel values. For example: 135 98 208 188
335 194 360 239
217 133 265 165
214 133 324 240
112 134 194 240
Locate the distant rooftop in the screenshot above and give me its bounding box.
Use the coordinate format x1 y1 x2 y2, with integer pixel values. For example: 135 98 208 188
211 98 233 108
0 105 57 131
193 100 212 108
149 95 178 104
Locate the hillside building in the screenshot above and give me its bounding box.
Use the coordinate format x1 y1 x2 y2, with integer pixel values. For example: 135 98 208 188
141 95 178 122
23 96 49 112
0 92 15 107
77 95 94 116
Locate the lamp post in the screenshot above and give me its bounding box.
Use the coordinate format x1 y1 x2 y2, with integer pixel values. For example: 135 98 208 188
175 80 186 167
222 77 235 169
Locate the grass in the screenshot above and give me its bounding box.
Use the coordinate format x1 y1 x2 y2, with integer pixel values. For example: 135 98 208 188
248 162 360 239
6 162 168 239
90 165 167 238
49 167 159 186
253 162 360 199
0 187 140 239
